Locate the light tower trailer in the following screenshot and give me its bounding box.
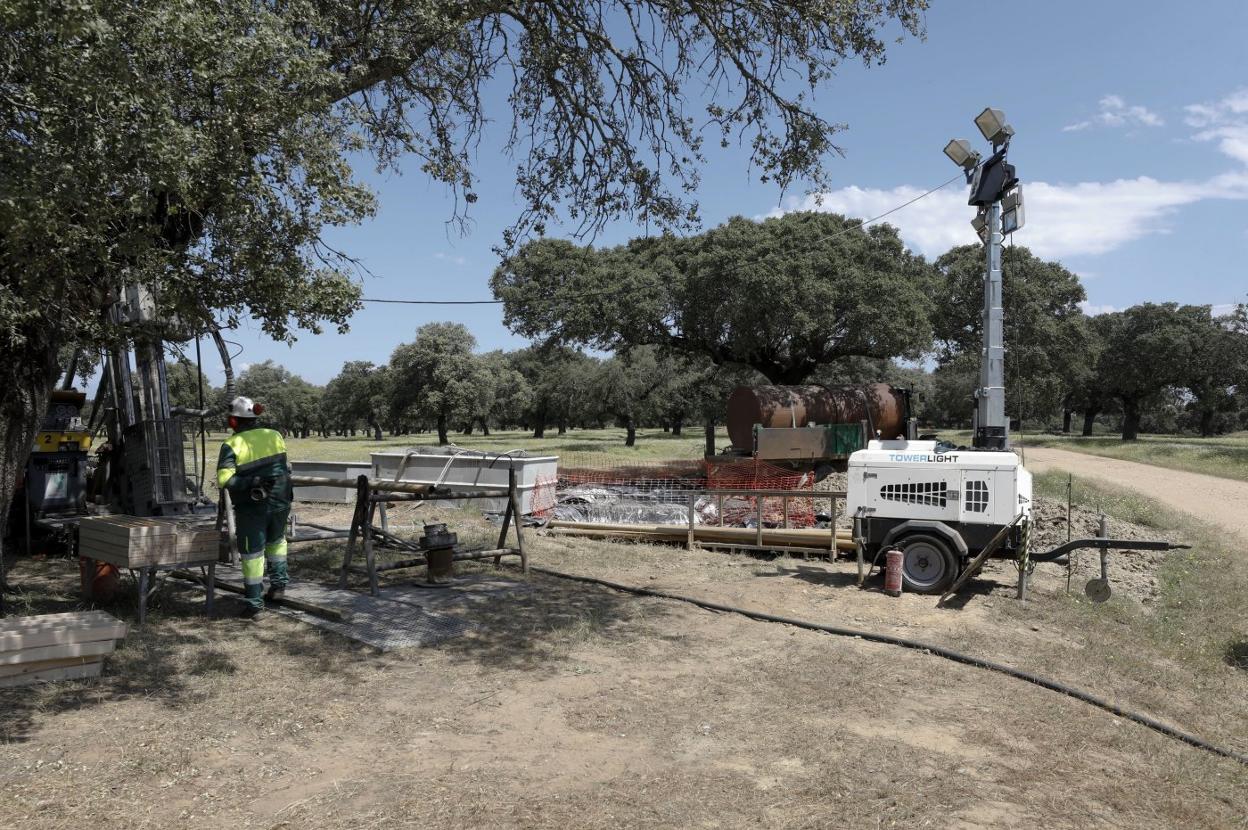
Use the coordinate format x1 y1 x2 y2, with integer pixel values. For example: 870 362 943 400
847 440 1030 593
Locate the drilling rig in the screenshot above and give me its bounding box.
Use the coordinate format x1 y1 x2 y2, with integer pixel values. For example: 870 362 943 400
18 285 229 550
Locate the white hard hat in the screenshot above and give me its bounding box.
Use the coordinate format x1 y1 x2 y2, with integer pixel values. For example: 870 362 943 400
229 396 263 418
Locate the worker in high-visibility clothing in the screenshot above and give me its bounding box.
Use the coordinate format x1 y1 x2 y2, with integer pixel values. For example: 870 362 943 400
216 396 293 619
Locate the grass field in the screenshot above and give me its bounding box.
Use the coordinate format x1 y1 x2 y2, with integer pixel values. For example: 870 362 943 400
279 426 728 465
1031 470 1248 675
274 426 1248 485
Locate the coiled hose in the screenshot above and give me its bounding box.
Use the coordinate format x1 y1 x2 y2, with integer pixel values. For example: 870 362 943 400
528 565 1248 767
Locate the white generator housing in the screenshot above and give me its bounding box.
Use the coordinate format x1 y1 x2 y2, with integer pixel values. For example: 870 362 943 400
847 440 1031 529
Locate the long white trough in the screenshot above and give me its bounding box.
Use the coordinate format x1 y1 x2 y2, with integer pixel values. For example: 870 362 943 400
370 448 558 514
289 460 372 503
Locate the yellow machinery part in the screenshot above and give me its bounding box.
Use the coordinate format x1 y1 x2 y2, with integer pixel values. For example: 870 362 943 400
32 431 92 452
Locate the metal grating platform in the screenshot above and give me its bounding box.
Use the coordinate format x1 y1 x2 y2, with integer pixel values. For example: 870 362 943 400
210 566 501 651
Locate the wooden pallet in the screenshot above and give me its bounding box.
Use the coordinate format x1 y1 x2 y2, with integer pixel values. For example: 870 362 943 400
0 610 126 688
79 515 218 568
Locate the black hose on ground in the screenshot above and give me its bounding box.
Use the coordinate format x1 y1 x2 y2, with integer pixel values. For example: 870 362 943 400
528 565 1248 768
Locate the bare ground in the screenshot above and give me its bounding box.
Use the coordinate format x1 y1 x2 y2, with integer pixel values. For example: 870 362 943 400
2 495 1247 829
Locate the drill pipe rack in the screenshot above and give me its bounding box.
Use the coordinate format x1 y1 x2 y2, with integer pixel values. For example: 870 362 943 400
322 471 528 596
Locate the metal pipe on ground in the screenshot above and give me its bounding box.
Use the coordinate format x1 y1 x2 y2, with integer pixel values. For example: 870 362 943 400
545 521 855 551
289 474 508 499
346 547 523 574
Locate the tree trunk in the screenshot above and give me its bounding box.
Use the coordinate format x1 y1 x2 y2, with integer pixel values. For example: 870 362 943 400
532 410 546 438
1081 409 1098 437
368 419 382 441
672 417 683 437
1199 408 1215 437
1062 407 1072 434
704 419 716 457
557 421 566 435
437 414 449 446
1121 399 1141 441
462 423 473 435
662 424 670 433
625 421 637 447
481 419 491 437
0 336 60 607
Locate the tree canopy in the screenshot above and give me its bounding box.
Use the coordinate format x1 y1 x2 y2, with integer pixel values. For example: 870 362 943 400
491 212 937 383
932 244 1089 426
235 360 321 438
1 0 929 536
1090 304 1206 440
388 323 486 445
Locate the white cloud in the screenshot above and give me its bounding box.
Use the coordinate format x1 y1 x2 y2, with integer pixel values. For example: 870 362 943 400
1185 88 1248 165
1063 94 1164 132
434 251 467 266
1079 302 1119 316
772 173 1248 260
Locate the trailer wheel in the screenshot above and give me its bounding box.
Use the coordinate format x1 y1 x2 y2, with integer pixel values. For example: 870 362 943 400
896 533 958 594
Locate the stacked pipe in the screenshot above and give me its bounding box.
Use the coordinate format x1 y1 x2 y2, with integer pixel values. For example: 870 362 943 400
546 520 855 552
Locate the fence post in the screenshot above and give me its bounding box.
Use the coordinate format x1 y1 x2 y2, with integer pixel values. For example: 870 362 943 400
756 496 764 547
686 491 696 550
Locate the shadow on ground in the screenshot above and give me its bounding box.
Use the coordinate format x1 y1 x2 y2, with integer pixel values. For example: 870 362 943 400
1225 639 1248 672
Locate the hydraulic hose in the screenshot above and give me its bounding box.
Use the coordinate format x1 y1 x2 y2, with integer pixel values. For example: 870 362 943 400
528 565 1248 768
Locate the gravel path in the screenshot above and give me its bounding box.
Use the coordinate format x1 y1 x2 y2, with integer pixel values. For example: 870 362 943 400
1022 446 1248 540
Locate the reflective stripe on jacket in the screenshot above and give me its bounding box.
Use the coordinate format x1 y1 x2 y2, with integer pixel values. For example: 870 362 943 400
216 427 289 490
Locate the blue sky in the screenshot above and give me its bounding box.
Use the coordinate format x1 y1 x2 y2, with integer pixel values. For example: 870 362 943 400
210 1 1248 385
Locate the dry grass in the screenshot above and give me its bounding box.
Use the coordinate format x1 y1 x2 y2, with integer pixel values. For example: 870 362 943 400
3 478 1248 828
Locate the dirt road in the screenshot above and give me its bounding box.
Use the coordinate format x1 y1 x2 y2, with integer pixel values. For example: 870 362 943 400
1023 446 1248 539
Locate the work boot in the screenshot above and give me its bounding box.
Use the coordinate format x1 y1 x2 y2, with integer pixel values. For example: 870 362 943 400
265 585 286 603
239 604 265 621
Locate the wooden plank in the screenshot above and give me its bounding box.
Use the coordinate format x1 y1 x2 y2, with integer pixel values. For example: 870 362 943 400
80 535 218 554
80 524 217 545
79 516 182 537
0 611 127 652
80 535 218 568
80 538 217 560
0 655 102 678
0 661 102 688
0 639 116 666
83 549 217 569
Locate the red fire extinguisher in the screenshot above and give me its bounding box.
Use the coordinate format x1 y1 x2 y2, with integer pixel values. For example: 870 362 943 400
884 547 904 597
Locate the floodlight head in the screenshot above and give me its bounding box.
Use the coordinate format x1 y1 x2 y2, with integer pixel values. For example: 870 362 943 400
975 108 1013 145
971 210 989 244
943 139 981 170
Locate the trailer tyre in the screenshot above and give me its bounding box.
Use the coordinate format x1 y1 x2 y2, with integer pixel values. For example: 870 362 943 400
896 533 958 594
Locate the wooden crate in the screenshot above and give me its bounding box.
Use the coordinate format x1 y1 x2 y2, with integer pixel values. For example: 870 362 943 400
0 610 125 689
0 660 103 688
0 610 128 652
79 515 218 568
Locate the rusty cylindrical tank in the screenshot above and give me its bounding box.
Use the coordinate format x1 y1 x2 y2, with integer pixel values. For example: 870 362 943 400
725 383 908 450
